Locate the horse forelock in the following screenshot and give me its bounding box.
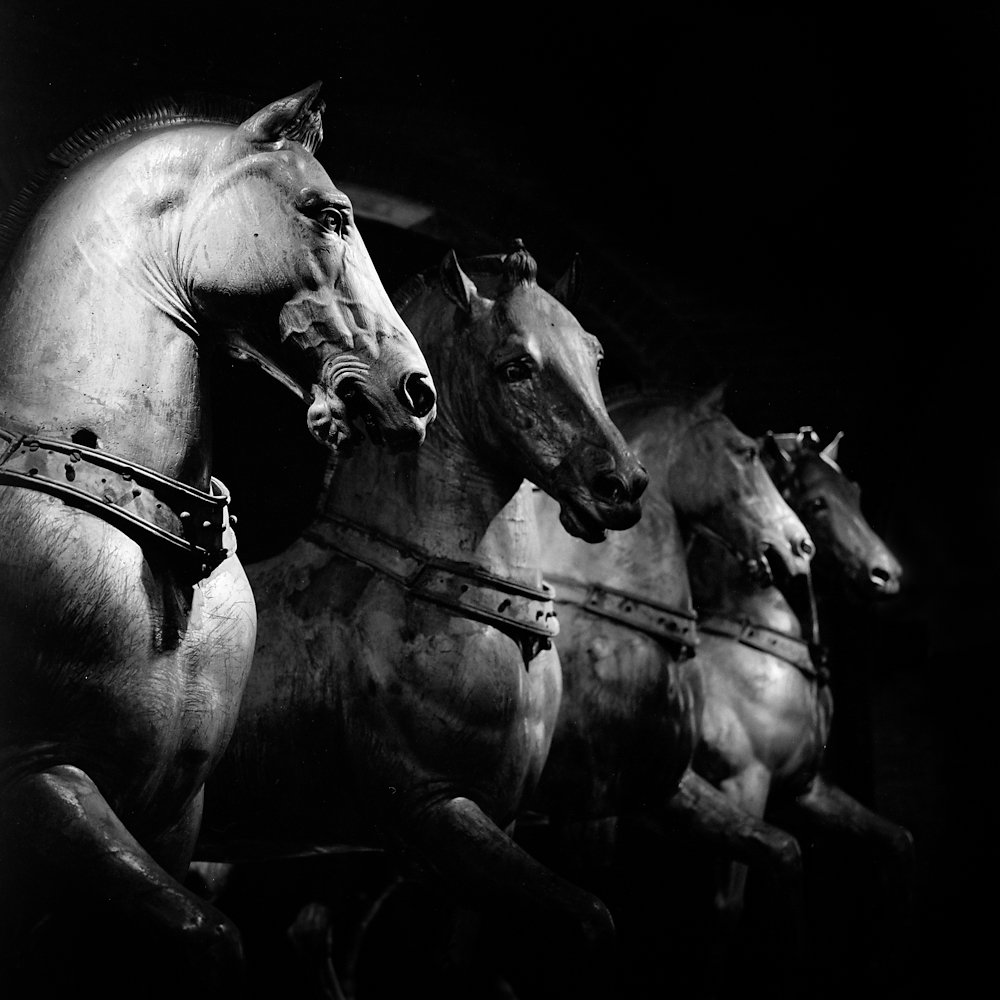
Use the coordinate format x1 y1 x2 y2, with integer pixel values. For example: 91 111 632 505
497 242 538 295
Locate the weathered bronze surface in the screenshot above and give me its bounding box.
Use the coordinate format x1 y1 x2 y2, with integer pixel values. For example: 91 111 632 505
0 84 433 994
197 245 646 986
676 424 914 972
526 386 814 867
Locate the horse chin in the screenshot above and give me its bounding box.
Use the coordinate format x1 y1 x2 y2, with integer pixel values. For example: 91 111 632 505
306 393 356 451
558 502 608 543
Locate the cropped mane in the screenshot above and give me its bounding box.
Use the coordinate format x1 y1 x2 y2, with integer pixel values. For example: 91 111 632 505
603 381 713 414
391 252 510 313
391 242 539 315
0 93 258 273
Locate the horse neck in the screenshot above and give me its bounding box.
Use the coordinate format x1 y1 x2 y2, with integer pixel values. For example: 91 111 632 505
536 481 693 611
318 297 539 583
0 132 209 483
688 536 802 637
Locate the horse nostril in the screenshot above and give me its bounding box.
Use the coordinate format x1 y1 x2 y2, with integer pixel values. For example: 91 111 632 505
633 464 649 500
798 537 815 557
871 566 892 588
398 372 436 419
593 472 628 505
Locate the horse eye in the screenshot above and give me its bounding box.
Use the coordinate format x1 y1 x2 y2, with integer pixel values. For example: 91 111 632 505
596 356 603 373
317 207 346 237
807 496 828 512
742 447 757 463
499 357 534 383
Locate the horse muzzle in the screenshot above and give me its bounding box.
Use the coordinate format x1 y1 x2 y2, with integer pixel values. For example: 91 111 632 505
551 453 647 543
862 552 902 597
328 372 436 453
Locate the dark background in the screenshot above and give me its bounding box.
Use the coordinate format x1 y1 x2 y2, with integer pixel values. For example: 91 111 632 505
1 1 993 996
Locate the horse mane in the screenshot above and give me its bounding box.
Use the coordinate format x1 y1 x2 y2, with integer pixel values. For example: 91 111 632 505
0 93 258 273
390 253 511 313
603 380 711 413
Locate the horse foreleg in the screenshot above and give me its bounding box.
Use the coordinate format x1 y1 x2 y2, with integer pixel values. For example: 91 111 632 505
0 765 242 999
790 774 914 891
664 768 804 891
689 764 805 998
405 796 616 997
710 763 775 920
789 773 915 924
787 774 916 991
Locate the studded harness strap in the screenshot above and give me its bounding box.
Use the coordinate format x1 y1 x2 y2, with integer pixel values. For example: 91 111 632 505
544 572 699 660
304 513 560 666
698 612 829 684
0 426 231 580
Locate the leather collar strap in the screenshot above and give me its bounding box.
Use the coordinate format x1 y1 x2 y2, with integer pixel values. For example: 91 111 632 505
699 612 829 684
306 513 560 666
0 427 230 580
545 572 699 660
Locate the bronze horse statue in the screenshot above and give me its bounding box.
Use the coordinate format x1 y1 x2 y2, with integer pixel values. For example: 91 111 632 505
684 425 912 906
195 243 648 995
520 387 814 904
316 386 815 997
0 83 435 996
763 426 902 598
670 424 914 993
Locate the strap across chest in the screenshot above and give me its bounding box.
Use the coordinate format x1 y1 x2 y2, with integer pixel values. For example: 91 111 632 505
544 572 699 660
698 612 829 684
304 513 560 666
0 426 231 580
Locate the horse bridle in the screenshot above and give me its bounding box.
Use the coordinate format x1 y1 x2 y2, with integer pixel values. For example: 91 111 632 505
685 520 776 588
684 518 827 680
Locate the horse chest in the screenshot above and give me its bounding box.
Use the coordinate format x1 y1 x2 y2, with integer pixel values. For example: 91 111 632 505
696 639 825 780
0 497 255 816
341 590 561 812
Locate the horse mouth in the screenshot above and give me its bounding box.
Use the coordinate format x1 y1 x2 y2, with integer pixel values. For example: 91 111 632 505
340 384 384 446
745 547 776 587
558 495 641 544
859 566 901 599
337 381 425 453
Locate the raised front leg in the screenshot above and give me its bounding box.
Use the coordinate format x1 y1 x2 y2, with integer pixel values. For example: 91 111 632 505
664 768 804 887
669 765 806 999
791 773 914 888
0 765 243 1000
785 774 916 994
405 796 617 998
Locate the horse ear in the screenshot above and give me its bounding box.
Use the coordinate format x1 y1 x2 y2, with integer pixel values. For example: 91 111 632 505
821 430 844 463
696 379 728 414
236 81 326 153
551 255 582 308
761 432 792 472
440 250 477 314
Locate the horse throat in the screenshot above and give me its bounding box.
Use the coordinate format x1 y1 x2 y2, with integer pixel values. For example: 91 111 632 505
321 412 531 572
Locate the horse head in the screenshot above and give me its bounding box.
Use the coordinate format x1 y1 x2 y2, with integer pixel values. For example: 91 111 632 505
762 428 901 597
421 241 647 541
666 384 814 586
185 83 436 452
